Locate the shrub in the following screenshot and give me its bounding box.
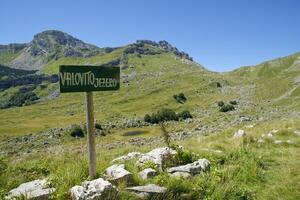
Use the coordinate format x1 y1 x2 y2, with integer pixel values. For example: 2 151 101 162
219 104 235 112
230 100 237 105
156 108 178 122
95 122 102 130
144 108 192 124
173 93 187 103
171 144 196 165
177 110 192 120
3 91 39 108
69 125 85 138
160 123 170 147
144 114 151 123
217 101 225 107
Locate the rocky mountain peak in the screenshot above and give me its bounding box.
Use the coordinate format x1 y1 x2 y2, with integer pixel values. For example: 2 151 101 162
8 30 104 70
134 40 193 61
29 30 100 57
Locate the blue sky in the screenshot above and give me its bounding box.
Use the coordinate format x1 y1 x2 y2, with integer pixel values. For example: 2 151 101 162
1 0 299 71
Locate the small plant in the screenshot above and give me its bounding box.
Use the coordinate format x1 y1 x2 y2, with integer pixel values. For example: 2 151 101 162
171 144 196 165
160 123 171 147
219 104 235 112
94 122 102 130
141 160 158 171
68 125 85 138
173 93 187 104
230 100 237 105
144 114 151 123
217 101 225 107
177 110 192 120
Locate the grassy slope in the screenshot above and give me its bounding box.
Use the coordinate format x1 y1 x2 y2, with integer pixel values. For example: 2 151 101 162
0 52 226 136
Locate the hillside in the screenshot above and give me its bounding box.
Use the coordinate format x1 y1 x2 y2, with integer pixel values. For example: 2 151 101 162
0 31 299 200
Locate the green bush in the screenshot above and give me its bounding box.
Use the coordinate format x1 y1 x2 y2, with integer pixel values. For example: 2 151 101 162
144 114 151 123
177 110 192 120
144 108 193 124
171 144 197 165
1 90 39 109
69 125 85 138
157 108 178 122
217 101 225 107
219 104 235 112
95 122 102 130
230 100 238 105
173 93 187 103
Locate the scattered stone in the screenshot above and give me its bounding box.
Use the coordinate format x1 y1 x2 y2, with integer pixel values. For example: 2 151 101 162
257 138 265 143
105 164 133 184
70 178 117 200
245 124 254 128
137 147 177 171
6 179 55 200
294 130 300 136
139 168 157 180
111 152 142 163
270 129 279 134
286 140 293 144
169 171 192 178
233 129 247 138
267 133 273 137
167 158 210 176
126 184 167 199
274 140 283 144
240 116 251 122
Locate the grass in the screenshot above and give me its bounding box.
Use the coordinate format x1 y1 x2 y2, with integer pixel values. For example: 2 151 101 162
0 117 299 199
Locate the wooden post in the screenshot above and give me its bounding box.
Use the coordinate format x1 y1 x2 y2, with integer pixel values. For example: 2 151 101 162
85 91 96 179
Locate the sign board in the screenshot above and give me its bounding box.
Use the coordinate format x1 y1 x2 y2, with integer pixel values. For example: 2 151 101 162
59 65 120 93
58 64 120 179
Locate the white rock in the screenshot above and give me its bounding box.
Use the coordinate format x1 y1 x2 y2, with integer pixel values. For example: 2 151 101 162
233 129 247 138
257 138 265 143
294 130 300 136
271 129 279 133
6 179 55 200
137 147 177 171
105 164 132 184
274 140 283 144
169 172 192 178
139 168 157 180
245 124 254 128
267 133 273 137
111 152 142 163
126 184 166 198
286 140 293 144
70 178 117 200
167 158 210 176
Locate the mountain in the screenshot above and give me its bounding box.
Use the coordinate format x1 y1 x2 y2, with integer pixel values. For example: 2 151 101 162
0 30 196 72
0 30 107 70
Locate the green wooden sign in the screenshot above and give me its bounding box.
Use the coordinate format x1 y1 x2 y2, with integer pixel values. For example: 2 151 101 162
59 65 120 93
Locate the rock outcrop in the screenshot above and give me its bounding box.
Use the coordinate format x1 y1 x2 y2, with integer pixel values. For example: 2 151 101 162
6 179 55 200
105 164 133 184
126 184 167 198
137 147 177 171
111 152 142 163
70 178 117 200
233 129 247 138
167 159 210 177
139 168 157 180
